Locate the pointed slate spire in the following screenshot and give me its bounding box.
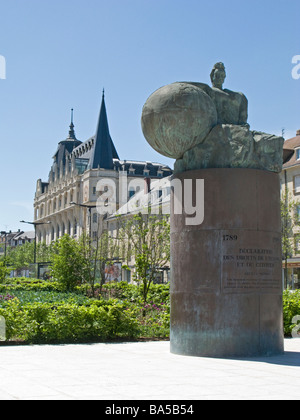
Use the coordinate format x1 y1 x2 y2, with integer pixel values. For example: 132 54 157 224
90 90 119 170
68 108 76 140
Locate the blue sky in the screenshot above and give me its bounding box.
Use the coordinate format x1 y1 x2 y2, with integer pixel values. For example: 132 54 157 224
0 0 299 232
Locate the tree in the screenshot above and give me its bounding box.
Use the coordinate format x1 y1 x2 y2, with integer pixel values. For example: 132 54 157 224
0 260 10 283
5 241 53 272
117 213 170 304
51 235 87 291
96 229 120 293
78 218 120 296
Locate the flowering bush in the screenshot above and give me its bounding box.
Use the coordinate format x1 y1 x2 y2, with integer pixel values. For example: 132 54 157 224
0 294 14 302
137 301 170 338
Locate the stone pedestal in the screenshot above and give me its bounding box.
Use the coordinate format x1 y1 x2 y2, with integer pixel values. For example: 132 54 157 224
170 168 284 358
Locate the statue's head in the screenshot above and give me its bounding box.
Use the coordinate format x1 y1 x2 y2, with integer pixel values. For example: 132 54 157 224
210 62 226 89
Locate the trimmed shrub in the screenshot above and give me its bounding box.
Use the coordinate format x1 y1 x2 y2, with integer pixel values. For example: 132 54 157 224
0 299 141 344
283 290 300 336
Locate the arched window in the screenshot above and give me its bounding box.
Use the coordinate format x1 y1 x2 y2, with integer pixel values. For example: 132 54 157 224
129 187 135 199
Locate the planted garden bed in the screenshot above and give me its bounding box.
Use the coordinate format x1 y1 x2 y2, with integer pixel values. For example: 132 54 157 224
0 279 170 344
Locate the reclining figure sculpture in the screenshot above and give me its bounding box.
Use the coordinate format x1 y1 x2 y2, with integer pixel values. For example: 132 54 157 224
141 62 284 174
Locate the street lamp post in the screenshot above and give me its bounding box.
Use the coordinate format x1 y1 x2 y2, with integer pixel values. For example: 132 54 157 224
70 202 97 237
20 221 51 264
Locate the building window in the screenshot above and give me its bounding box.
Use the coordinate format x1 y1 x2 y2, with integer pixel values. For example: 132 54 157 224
126 269 131 283
129 187 135 199
294 176 300 194
93 213 98 224
296 205 300 222
92 187 96 195
74 219 77 235
297 149 300 160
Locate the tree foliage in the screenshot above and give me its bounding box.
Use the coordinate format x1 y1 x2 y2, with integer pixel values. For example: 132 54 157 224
3 242 52 271
3 213 170 299
281 189 296 288
0 260 10 283
116 213 170 304
51 235 87 291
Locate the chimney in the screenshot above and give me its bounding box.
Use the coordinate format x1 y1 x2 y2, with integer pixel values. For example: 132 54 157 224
297 129 300 136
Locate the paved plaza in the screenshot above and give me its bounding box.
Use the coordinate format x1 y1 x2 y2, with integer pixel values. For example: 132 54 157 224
0 338 299 400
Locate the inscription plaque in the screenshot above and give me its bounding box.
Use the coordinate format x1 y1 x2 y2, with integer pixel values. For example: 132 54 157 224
221 230 282 294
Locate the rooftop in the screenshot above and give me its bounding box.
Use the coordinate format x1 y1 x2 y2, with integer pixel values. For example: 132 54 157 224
282 129 300 169
47 93 172 183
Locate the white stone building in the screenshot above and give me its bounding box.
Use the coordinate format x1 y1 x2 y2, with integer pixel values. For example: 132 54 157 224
34 93 172 244
280 129 300 289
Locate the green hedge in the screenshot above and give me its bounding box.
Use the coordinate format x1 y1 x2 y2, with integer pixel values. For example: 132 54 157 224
0 298 141 344
0 279 170 343
0 279 64 293
5 281 300 341
283 290 300 336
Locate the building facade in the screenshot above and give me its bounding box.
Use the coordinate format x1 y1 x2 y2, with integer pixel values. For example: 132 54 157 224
107 176 172 283
34 93 172 244
280 129 300 289
0 230 35 257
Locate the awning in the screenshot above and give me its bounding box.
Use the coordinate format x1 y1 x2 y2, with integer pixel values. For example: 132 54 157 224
282 258 300 268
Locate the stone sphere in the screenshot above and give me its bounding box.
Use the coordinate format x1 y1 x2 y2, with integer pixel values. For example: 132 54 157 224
141 82 217 159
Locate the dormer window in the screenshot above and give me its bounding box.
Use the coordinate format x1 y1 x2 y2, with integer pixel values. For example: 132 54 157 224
296 148 300 160
143 167 150 176
129 165 135 175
